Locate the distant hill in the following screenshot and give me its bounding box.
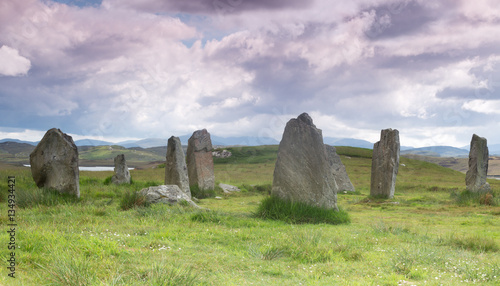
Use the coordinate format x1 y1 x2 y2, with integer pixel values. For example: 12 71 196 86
0 141 35 155
75 139 114 146
0 138 37 145
324 137 374 149
401 146 469 158
120 138 168 148
178 135 279 146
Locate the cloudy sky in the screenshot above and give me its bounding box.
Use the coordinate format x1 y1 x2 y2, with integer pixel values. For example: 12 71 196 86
1 0 499 147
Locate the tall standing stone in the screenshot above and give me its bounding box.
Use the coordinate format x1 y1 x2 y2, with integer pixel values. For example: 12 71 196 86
466 134 491 192
325 145 355 192
29 128 80 197
187 129 215 191
111 154 131 184
165 136 191 197
272 113 338 210
370 128 400 199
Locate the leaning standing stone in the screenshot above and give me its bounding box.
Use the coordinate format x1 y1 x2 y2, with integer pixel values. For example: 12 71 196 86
29 128 80 197
325 145 355 192
466 134 491 192
165 136 191 197
111 154 131 184
272 113 338 210
370 128 400 199
187 129 215 191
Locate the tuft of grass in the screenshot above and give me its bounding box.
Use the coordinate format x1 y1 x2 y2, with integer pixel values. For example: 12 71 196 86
451 189 499 206
439 234 499 253
119 189 149 210
16 187 79 208
372 221 411 235
103 175 113 185
254 195 350 224
248 243 286 261
191 210 223 224
190 184 216 199
144 263 199 286
37 252 97 286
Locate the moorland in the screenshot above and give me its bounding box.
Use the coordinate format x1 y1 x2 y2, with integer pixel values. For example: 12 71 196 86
0 145 499 285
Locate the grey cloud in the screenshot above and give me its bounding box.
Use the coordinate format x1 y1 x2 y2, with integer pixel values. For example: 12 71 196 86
111 0 311 15
363 0 445 40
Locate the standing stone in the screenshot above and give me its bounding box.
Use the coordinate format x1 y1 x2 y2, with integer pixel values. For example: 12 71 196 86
165 136 191 197
111 154 131 184
370 128 400 199
272 113 338 210
466 134 491 192
325 145 355 192
29 128 80 197
187 129 215 191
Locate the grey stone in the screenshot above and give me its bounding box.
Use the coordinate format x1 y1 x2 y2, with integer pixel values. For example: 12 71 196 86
187 129 215 191
111 154 131 184
139 185 200 208
325 145 355 192
165 136 191 197
29 128 80 197
466 134 491 192
219 183 240 193
271 113 338 210
370 128 400 199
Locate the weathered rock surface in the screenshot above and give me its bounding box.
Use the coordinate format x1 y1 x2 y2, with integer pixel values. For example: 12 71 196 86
139 185 200 208
187 129 215 191
272 113 338 210
325 145 355 192
29 128 80 197
466 134 491 192
370 128 400 199
111 154 131 184
219 183 240 193
165 136 191 197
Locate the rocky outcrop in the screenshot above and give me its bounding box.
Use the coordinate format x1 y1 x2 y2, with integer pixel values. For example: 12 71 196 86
165 136 191 197
187 129 215 191
370 128 400 199
466 134 491 192
325 145 355 192
29 128 80 197
139 185 200 208
111 154 131 184
271 113 338 210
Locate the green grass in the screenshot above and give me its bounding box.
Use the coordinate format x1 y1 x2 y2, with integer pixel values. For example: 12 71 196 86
254 196 351 224
0 146 499 285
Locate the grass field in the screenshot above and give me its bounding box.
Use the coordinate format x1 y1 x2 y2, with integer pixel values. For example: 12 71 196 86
0 146 499 285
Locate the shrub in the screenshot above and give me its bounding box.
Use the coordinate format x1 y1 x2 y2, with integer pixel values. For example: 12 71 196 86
254 196 350 225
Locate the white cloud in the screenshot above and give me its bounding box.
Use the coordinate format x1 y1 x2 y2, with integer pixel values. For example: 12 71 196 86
0 46 31 76
462 99 500 115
